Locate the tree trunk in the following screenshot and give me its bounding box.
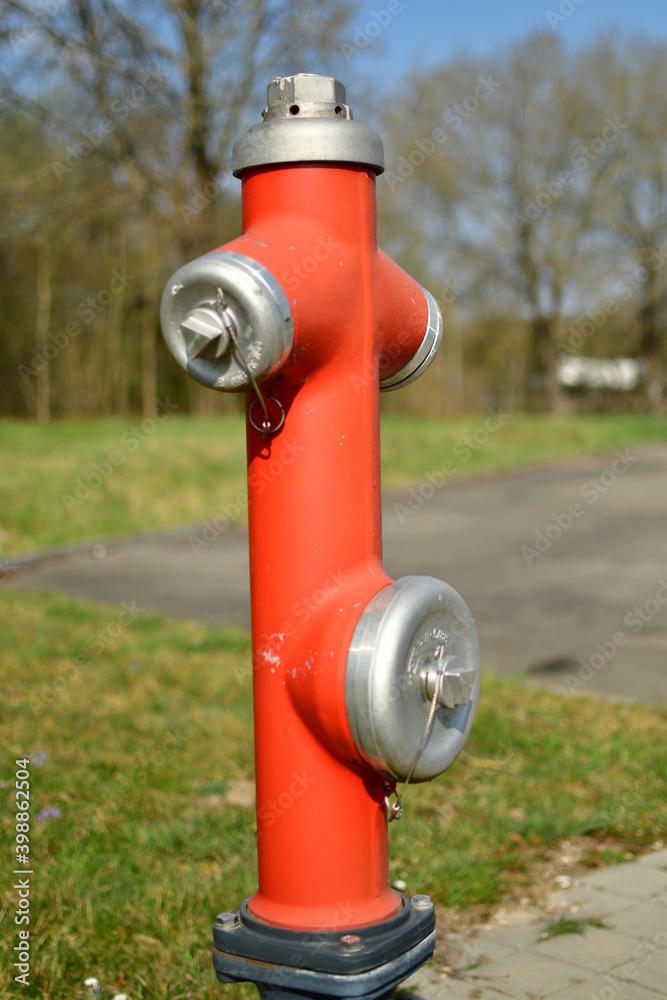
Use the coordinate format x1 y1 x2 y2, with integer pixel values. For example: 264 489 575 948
142 315 158 419
526 314 562 412
444 321 465 414
638 290 663 413
34 240 52 422
189 380 217 415
111 234 129 416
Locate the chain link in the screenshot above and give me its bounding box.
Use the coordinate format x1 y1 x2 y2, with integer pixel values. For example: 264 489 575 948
385 645 446 822
215 287 282 440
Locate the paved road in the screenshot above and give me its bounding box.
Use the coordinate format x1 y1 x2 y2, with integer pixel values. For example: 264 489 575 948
8 444 667 703
408 847 667 999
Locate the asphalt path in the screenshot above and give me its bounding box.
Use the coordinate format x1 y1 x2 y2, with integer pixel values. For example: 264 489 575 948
8 444 667 704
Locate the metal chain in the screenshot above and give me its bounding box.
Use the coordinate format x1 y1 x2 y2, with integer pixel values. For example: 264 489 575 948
215 287 277 440
385 646 445 823
404 668 443 788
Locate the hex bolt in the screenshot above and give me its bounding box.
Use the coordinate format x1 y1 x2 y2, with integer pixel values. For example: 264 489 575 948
339 934 364 953
437 666 475 709
410 894 433 910
263 74 352 121
215 911 240 930
421 655 475 709
180 306 231 361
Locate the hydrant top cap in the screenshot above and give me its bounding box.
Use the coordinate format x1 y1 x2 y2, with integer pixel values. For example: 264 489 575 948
232 73 385 177
263 74 352 121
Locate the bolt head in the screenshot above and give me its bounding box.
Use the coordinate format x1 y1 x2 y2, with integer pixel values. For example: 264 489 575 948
263 74 351 121
410 894 433 910
180 306 230 361
339 934 363 953
421 656 475 709
215 911 240 930
438 664 475 709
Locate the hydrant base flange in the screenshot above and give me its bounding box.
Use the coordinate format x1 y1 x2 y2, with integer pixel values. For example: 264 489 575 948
213 894 435 996
214 937 435 1000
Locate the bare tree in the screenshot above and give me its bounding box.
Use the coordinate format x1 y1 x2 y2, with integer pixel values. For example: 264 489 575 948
0 0 361 417
588 36 667 412
380 33 626 411
1 1 358 221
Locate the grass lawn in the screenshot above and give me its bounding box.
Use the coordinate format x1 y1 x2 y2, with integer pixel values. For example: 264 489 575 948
1 589 665 999
1 412 666 556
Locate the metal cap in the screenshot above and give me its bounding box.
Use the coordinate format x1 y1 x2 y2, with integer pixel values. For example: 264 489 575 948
263 74 352 121
346 576 481 783
380 289 443 392
233 73 384 177
160 251 293 393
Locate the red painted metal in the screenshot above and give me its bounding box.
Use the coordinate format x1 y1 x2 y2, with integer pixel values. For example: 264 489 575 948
213 163 429 932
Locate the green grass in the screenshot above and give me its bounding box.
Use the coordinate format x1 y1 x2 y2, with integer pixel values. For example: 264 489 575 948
1 413 665 556
541 916 608 939
1 589 666 999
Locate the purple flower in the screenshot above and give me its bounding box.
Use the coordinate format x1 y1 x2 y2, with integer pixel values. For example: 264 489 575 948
37 806 62 822
32 750 47 766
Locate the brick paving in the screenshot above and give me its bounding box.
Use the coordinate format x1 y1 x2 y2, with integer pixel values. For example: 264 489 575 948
405 849 667 1000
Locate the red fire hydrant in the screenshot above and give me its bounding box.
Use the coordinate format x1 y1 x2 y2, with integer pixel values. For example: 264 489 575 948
161 74 480 1000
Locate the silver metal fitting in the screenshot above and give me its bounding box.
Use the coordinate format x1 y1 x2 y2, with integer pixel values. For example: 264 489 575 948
160 251 293 393
181 306 230 361
233 73 384 177
346 576 481 783
380 289 443 392
421 655 476 710
215 912 240 930
263 74 352 121
410 895 433 911
339 934 364 953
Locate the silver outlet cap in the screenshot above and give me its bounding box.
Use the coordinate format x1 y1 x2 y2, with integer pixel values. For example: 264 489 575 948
346 576 481 783
160 251 294 393
380 289 443 392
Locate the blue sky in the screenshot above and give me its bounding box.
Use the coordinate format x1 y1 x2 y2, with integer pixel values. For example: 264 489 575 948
325 0 666 88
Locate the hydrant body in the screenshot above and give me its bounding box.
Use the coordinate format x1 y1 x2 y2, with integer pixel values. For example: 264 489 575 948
160 74 480 999
226 163 432 931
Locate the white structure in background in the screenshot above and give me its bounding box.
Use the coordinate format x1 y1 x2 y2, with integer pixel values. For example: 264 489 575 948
557 356 645 391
